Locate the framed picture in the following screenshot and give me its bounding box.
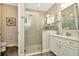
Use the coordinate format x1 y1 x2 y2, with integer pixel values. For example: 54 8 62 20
6 17 16 26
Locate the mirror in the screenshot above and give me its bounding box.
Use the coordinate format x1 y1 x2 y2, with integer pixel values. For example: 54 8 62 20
61 4 78 30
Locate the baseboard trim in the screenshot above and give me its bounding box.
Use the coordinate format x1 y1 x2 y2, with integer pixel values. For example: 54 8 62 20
7 44 18 47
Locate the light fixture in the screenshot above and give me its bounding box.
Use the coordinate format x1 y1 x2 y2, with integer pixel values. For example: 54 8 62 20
38 4 40 7
46 14 50 17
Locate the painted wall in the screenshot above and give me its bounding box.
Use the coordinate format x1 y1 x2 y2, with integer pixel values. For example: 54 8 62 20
1 5 18 47
0 5 1 56
0 5 1 42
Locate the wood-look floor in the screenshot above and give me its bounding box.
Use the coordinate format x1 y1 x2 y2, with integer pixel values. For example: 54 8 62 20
1 46 55 56
1 46 18 56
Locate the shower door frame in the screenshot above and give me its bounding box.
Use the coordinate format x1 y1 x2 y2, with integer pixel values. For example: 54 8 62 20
18 4 25 56
24 11 43 56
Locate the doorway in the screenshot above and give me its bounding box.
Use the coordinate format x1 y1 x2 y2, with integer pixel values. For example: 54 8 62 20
0 3 18 56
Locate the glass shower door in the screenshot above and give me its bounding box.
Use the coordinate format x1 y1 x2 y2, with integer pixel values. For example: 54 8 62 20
24 12 43 55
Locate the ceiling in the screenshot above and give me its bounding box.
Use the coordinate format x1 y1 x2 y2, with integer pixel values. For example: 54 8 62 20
3 3 54 12
3 3 18 6
25 3 54 12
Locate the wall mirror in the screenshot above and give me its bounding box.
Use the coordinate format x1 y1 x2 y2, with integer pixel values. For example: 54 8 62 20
61 3 78 30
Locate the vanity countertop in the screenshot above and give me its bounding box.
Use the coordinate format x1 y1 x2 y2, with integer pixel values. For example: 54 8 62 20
50 34 79 42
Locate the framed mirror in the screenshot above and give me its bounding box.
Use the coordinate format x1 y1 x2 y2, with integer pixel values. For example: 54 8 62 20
61 3 78 30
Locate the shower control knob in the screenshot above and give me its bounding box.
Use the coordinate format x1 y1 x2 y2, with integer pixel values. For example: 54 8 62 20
21 16 24 19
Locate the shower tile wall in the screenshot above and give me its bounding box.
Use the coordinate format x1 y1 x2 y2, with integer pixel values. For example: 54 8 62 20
24 11 45 55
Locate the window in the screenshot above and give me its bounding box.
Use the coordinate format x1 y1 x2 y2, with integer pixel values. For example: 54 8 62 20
47 16 54 25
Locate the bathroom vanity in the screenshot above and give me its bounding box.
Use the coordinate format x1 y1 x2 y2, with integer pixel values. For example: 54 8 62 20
42 30 79 56
43 3 79 56
49 3 79 56
50 34 79 56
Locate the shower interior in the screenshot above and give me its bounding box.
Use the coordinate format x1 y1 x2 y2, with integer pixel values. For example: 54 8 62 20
24 11 45 55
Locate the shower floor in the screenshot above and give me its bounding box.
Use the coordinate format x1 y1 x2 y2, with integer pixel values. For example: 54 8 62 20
25 44 56 56
25 44 42 55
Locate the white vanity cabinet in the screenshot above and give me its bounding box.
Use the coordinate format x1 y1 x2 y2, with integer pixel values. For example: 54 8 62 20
50 36 57 54
61 44 78 56
42 30 50 53
50 36 62 56
50 35 79 56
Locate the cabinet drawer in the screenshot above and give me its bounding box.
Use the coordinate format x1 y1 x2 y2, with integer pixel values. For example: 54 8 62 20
65 39 79 48
50 35 79 48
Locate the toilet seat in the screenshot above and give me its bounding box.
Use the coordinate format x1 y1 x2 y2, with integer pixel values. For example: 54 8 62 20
0 42 7 52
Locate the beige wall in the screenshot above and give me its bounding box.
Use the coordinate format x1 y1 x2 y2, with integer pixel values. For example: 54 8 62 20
46 4 58 15
0 5 1 56
1 5 18 47
0 5 1 42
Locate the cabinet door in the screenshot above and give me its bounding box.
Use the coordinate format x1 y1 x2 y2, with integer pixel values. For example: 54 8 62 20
50 36 57 53
50 36 62 56
61 44 78 56
55 40 63 56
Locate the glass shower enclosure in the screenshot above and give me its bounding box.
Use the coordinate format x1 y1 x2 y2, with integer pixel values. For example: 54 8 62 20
24 11 44 55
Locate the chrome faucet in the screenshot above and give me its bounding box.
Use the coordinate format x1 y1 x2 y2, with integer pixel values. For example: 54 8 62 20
66 32 71 36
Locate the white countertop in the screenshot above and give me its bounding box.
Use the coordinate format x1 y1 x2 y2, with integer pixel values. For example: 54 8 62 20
50 34 79 42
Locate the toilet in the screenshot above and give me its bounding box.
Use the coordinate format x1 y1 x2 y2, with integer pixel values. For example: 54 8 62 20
0 42 7 52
